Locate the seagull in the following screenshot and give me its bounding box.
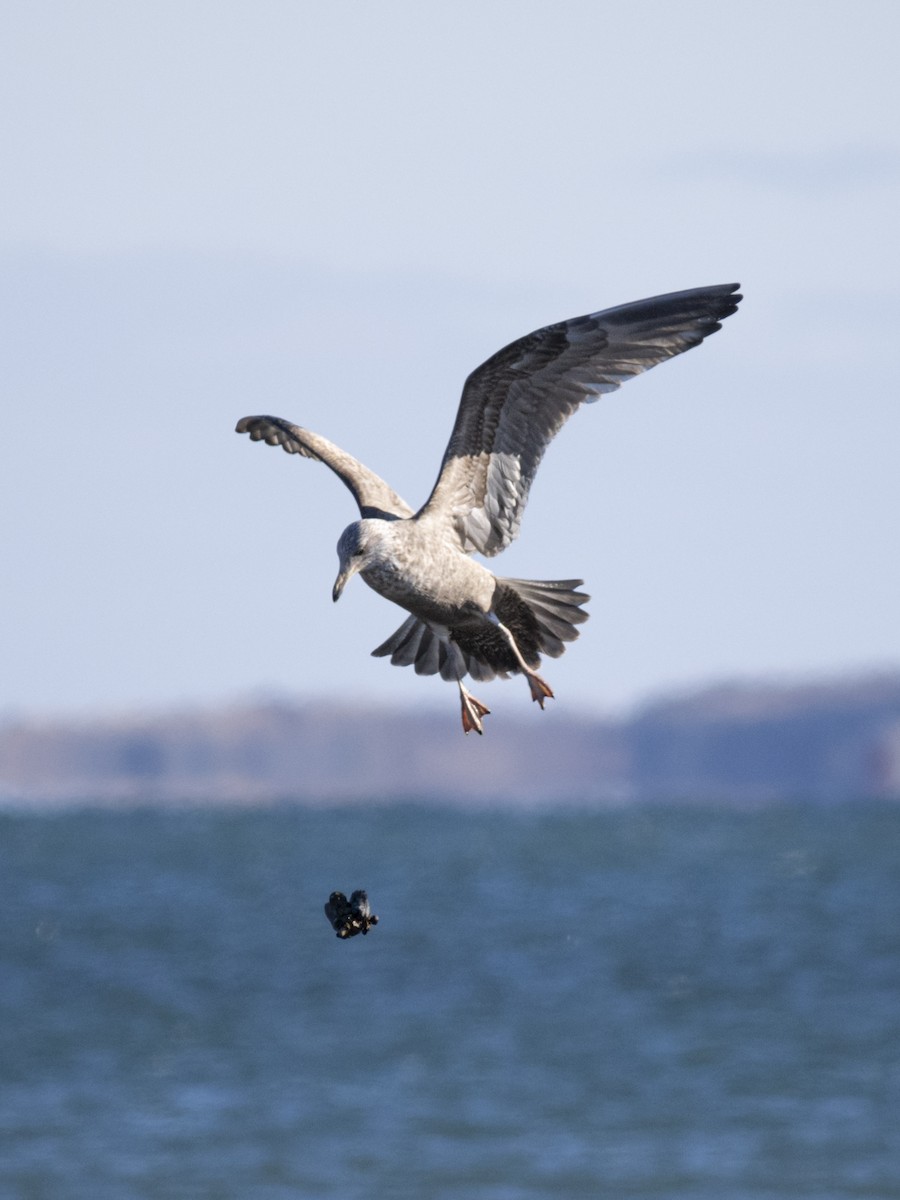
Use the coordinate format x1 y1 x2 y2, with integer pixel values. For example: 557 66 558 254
236 283 741 734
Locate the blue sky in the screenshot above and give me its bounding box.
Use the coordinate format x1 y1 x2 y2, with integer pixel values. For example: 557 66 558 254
2 1 898 719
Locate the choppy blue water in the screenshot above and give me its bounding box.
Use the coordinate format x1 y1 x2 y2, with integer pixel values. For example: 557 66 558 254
2 802 900 1199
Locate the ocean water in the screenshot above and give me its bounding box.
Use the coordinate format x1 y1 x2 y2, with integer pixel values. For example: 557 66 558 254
2 802 900 1199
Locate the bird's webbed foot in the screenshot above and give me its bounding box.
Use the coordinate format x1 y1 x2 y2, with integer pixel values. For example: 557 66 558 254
488 614 555 710
459 682 491 735
525 672 555 709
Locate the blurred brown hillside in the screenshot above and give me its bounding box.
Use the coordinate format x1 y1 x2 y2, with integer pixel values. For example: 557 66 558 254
2 672 900 806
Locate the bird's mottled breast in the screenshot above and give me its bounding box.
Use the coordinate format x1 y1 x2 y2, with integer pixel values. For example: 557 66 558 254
360 519 494 619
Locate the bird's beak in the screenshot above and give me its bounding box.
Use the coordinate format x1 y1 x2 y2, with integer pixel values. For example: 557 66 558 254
332 562 359 603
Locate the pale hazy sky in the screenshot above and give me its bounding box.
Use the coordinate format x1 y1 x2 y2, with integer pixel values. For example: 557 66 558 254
2 1 899 720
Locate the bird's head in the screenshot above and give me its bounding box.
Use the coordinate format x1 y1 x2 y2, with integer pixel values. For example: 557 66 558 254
333 520 382 602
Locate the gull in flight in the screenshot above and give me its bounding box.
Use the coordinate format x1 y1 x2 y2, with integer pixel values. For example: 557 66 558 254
237 283 741 733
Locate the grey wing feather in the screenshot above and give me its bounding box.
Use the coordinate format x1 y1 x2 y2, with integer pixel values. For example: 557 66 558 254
236 415 413 520
418 283 742 555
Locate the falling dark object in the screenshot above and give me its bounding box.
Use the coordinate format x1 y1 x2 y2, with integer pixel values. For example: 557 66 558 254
324 890 379 939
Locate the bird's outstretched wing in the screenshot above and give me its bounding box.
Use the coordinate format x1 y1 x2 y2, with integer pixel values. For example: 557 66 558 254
236 415 413 520
417 283 742 556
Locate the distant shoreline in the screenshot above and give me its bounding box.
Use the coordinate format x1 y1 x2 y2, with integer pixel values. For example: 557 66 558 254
3 671 900 807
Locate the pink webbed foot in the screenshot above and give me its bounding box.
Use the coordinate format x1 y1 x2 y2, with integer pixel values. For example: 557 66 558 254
459 686 491 735
526 672 555 709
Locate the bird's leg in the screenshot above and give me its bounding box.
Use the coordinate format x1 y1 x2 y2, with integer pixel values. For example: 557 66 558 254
491 617 555 709
458 680 491 735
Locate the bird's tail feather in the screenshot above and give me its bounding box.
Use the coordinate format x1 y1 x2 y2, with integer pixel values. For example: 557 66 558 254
371 615 468 680
494 577 590 660
371 578 589 683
